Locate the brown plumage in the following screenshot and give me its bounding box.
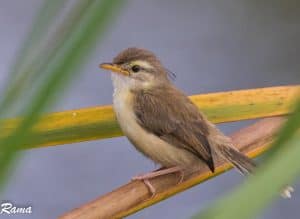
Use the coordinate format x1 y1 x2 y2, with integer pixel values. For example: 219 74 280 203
133 84 215 172
102 47 256 173
100 47 293 198
113 47 159 64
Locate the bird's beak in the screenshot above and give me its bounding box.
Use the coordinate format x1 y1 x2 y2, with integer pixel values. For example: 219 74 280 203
99 63 130 76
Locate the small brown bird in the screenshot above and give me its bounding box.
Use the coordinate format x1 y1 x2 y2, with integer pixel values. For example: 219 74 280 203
100 47 293 197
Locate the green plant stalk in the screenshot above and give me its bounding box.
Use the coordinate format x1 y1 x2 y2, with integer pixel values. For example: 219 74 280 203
0 0 65 115
194 135 300 219
0 1 93 117
0 85 296 149
0 0 124 189
265 98 300 159
8 0 65 81
193 100 300 219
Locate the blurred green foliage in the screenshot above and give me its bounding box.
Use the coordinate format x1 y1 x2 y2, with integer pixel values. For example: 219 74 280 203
193 100 300 219
0 0 124 190
0 1 299 219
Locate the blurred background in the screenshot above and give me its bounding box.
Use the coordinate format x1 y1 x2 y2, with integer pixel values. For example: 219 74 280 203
1 0 299 218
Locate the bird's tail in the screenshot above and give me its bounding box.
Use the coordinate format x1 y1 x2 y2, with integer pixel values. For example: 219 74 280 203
217 143 256 175
214 142 294 198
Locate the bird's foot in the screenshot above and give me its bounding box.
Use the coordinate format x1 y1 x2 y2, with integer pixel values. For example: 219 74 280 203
132 166 183 197
176 169 185 184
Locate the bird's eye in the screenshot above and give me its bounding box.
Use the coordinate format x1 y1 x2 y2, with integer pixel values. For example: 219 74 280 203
131 65 140 73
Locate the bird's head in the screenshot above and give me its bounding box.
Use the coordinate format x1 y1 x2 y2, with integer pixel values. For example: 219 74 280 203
100 47 172 90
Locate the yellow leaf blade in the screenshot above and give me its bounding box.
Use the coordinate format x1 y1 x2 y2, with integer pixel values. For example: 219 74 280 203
2 85 299 149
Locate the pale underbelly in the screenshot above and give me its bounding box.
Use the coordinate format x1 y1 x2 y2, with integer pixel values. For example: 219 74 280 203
111 75 203 168
114 100 201 168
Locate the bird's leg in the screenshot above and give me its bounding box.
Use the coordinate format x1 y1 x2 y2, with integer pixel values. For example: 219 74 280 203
132 166 184 197
176 169 185 184
132 166 183 180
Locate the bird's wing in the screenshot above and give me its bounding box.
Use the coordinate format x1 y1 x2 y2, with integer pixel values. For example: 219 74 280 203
133 85 215 172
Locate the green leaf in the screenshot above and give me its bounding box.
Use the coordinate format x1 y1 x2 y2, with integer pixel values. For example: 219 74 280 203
192 99 300 219
0 1 94 117
0 0 65 117
0 0 124 189
0 86 297 149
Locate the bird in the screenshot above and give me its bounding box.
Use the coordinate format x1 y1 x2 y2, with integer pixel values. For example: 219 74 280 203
100 47 293 198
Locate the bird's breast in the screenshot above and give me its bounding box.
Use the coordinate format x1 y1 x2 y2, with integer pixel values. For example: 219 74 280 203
112 85 199 167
